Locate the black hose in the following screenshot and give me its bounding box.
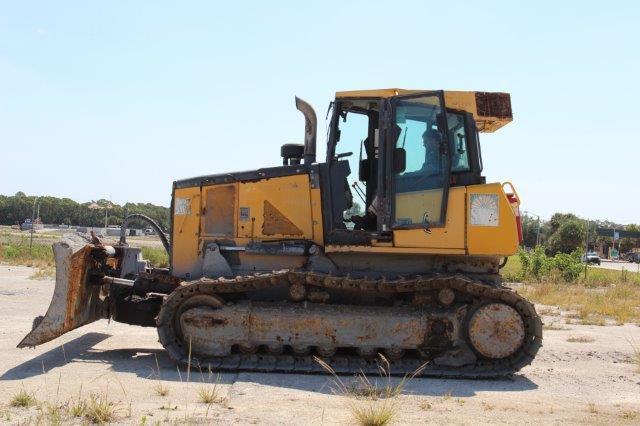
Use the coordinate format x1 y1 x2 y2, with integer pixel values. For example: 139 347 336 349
499 256 508 269
119 214 170 255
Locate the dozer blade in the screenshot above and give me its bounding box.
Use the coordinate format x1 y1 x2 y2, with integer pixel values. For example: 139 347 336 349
17 234 108 348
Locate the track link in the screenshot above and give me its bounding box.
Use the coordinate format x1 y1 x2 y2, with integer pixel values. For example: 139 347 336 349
157 271 542 378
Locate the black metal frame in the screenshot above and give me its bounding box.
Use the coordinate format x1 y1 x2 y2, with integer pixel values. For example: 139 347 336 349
448 111 485 187
324 97 385 244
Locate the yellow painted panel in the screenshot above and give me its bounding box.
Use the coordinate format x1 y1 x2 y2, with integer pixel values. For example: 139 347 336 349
171 186 202 278
326 245 465 255
394 187 466 249
334 88 512 133
237 174 313 240
467 183 519 256
201 183 238 237
395 188 443 225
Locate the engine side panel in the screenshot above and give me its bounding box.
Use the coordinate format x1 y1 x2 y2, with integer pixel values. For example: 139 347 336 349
171 172 322 279
171 186 202 279
237 174 314 240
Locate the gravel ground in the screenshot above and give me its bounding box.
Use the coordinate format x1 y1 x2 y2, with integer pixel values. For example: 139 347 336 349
1 264 639 425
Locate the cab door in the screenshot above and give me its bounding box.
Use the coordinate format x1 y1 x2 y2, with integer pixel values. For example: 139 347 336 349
384 91 452 230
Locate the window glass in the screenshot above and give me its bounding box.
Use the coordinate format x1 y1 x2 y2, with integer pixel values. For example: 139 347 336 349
447 112 470 172
393 95 449 227
336 111 369 226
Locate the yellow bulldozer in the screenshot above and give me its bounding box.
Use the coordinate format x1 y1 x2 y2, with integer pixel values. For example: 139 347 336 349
19 89 541 377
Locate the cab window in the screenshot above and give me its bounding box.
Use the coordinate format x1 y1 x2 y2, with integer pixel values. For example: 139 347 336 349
447 112 470 172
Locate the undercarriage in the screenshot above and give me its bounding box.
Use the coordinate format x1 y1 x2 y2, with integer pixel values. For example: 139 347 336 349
156 271 542 378
18 233 541 379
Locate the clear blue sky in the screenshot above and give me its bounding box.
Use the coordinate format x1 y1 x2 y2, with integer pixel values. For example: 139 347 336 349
1 1 638 224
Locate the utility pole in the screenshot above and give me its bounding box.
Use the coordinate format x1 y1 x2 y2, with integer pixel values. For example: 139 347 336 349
29 196 39 254
584 219 589 279
104 194 112 230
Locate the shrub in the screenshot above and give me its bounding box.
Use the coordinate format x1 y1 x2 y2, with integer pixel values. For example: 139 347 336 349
552 251 583 282
141 246 168 268
518 246 583 283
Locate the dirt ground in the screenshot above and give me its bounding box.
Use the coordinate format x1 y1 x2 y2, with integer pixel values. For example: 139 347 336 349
1 264 639 425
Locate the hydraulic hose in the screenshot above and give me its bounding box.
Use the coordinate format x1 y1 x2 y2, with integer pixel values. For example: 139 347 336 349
119 214 170 255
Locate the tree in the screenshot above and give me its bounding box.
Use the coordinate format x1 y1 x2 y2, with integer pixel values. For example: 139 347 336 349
0 193 169 229
343 201 363 220
620 224 639 253
546 219 585 255
521 214 541 248
547 213 579 236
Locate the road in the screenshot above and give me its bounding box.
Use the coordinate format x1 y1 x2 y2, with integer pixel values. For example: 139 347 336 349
1 264 639 424
595 259 640 273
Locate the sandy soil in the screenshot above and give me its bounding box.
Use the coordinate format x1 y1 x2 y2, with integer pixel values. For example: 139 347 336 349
1 264 639 425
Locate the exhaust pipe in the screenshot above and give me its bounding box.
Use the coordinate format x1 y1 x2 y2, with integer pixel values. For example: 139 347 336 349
295 97 317 165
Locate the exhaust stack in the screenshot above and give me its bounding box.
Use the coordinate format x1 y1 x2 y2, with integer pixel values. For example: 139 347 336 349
295 96 317 165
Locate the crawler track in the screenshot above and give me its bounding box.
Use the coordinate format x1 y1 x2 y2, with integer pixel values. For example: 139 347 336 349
157 272 542 378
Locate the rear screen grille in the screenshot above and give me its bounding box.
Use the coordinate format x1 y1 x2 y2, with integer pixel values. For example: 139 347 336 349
475 92 512 119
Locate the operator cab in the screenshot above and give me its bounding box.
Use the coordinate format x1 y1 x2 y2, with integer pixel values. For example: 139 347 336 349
324 90 486 244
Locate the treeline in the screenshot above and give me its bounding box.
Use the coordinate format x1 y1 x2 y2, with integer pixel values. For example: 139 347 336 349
521 212 639 255
0 192 170 231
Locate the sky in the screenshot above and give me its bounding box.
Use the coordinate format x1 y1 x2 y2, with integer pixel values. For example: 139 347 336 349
1 1 639 224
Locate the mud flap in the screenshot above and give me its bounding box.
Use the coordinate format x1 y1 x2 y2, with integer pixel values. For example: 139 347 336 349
17 234 109 348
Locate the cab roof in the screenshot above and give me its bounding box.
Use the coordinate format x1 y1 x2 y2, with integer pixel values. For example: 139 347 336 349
335 88 513 133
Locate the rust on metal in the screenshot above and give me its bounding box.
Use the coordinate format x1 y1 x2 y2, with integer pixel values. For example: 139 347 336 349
18 236 108 348
475 92 512 119
262 200 303 236
437 288 455 306
288 283 307 301
156 270 542 378
64 246 93 329
204 185 236 236
182 315 228 327
468 303 525 359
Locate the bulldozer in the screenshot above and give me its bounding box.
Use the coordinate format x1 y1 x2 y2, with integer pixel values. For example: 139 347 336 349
19 89 541 378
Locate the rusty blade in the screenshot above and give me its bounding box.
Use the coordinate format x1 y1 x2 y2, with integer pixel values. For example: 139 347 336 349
17 235 108 348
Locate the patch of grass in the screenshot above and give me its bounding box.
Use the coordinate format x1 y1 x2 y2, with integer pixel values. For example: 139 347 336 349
519 282 640 324
0 240 54 268
84 393 120 424
587 403 598 414
629 340 640 373
29 265 55 280
482 401 496 411
68 398 86 418
579 315 607 326
42 402 64 425
419 401 432 411
0 239 58 280
537 306 560 316
503 253 640 286
197 385 222 404
154 382 169 397
141 246 169 268
350 400 396 426
315 354 426 426
543 323 567 330
619 410 638 420
159 404 178 411
10 389 37 408
567 336 595 343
